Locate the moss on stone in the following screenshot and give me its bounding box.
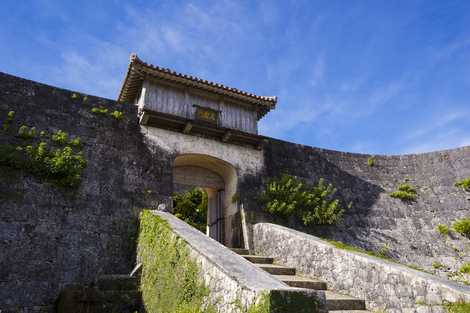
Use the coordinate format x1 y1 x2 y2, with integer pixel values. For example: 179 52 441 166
137 210 216 313
444 300 470 313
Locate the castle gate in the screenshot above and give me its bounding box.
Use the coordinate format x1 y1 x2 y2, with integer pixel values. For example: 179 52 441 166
172 154 237 244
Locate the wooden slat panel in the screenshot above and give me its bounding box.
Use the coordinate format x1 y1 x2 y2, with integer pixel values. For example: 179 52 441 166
142 81 258 134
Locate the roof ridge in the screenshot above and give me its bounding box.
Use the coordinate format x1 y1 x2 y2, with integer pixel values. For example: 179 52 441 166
128 53 277 103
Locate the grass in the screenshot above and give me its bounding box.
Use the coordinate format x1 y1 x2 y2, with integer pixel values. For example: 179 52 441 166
323 238 435 273
460 263 470 274
323 238 392 261
455 177 470 192
390 183 417 202
436 224 450 236
444 301 470 313
453 218 470 238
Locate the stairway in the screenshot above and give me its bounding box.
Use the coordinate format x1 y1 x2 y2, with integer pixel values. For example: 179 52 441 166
56 274 142 313
232 248 370 313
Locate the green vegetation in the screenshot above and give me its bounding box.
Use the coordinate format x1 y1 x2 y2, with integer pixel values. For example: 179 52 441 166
70 93 78 99
82 95 88 103
91 107 109 115
138 210 216 313
68 137 81 147
460 263 470 274
110 110 124 120
51 130 68 145
436 224 450 236
3 110 15 131
0 123 86 187
322 238 391 261
390 183 417 202
172 188 208 232
432 261 445 270
367 156 375 167
17 125 36 139
455 177 470 192
258 174 347 226
444 301 470 313
453 218 470 238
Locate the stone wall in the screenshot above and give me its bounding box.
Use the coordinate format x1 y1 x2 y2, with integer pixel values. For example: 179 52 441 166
253 222 470 313
153 211 326 313
240 138 470 280
0 72 174 312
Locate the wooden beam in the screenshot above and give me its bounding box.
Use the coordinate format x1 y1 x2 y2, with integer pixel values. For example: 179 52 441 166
183 122 193 134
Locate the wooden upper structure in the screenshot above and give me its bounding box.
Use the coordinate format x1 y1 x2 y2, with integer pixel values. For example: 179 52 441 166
118 54 277 147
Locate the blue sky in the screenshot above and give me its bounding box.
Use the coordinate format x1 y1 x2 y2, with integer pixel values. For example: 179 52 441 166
1 0 470 155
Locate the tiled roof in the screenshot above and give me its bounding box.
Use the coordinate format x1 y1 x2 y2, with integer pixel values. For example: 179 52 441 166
118 53 277 118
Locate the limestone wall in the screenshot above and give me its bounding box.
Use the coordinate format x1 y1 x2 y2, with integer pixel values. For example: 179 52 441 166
0 72 174 312
253 222 470 313
240 138 470 280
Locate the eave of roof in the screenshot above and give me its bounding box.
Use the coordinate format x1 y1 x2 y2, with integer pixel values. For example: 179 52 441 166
117 53 277 119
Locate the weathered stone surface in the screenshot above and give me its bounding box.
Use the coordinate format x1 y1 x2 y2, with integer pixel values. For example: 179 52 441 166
240 138 470 280
0 72 173 312
253 223 470 313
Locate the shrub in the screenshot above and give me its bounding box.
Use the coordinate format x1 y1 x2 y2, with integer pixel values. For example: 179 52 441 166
258 174 347 226
460 263 470 274
109 110 124 120
367 156 375 167
453 218 470 238
71 93 78 99
91 107 108 115
172 188 208 233
455 177 470 192
138 210 216 313
82 95 88 103
51 130 68 145
69 137 81 147
2 111 15 131
390 183 417 202
436 224 450 236
17 125 36 139
0 142 87 187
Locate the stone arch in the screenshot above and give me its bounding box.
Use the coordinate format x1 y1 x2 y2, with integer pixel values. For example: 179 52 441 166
172 153 238 246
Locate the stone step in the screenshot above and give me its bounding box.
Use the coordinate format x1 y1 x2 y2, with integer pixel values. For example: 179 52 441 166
241 255 274 264
96 274 138 291
255 263 296 275
231 248 249 255
273 274 327 290
325 291 366 311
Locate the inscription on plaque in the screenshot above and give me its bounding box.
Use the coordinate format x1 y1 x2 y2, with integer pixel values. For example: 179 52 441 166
195 105 219 124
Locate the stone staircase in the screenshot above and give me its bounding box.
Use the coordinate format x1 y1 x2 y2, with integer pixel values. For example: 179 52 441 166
56 274 142 313
232 248 370 313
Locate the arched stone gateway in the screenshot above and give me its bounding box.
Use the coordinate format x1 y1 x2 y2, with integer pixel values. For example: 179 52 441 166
172 154 238 245
119 54 271 247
